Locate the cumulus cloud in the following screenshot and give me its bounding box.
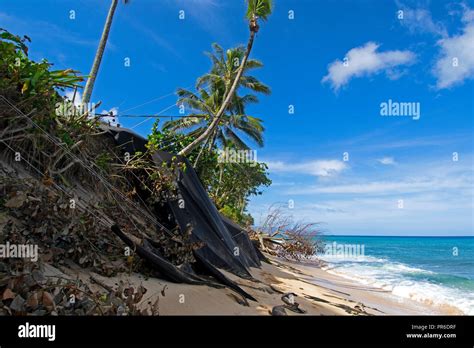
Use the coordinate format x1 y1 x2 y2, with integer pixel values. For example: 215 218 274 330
377 157 396 165
433 8 474 89
396 3 474 89
100 107 120 127
322 42 415 90
267 159 348 177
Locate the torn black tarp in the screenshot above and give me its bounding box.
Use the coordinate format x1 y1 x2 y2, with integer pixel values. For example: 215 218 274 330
101 125 262 296
221 214 261 268
152 150 253 279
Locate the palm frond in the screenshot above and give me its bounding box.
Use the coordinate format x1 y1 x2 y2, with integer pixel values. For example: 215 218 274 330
224 127 251 150
163 116 206 132
246 0 273 21
240 76 271 95
244 59 264 70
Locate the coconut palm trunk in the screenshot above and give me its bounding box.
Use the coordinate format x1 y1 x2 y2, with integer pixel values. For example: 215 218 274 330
178 29 257 156
82 0 119 105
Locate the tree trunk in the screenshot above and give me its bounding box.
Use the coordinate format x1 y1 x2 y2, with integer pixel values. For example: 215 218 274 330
207 130 217 151
214 164 224 197
193 126 215 167
82 0 118 105
178 29 256 156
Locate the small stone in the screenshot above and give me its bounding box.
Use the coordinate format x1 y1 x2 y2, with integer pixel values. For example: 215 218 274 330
2 288 16 300
23 275 37 287
26 293 39 309
9 295 25 312
4 193 27 208
31 270 46 285
271 305 287 316
42 291 56 309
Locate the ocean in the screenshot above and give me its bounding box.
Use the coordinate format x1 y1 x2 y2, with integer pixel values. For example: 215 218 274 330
317 235 474 314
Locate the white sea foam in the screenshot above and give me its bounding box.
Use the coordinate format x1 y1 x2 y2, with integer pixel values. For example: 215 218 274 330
318 253 387 264
322 259 474 314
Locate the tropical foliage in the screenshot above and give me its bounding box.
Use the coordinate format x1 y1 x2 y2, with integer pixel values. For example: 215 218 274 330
178 0 273 156
0 29 83 108
1 0 275 228
0 29 111 183
151 0 274 225
148 121 271 225
163 44 269 152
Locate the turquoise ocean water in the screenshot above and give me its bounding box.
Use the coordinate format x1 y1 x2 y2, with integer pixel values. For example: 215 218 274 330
317 236 474 314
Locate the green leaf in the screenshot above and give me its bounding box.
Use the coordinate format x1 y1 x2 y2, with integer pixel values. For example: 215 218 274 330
246 0 273 21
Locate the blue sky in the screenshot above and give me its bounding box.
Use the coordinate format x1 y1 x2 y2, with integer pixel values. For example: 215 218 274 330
1 0 473 235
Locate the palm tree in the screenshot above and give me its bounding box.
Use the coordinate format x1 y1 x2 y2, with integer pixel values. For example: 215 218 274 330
178 0 273 156
164 86 265 151
82 0 129 105
164 44 269 153
196 43 270 100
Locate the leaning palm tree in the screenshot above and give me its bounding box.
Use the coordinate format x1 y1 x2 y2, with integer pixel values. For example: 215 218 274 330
196 43 271 100
164 44 269 153
178 0 272 156
164 86 265 152
82 0 129 105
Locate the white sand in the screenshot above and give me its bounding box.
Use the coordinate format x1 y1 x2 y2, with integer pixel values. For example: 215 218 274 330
48 253 461 315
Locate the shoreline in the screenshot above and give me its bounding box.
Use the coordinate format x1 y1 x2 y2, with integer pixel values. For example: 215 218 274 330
270 256 463 315
49 253 463 315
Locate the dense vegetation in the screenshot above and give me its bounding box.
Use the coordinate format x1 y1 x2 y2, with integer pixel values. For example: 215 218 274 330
2 2 275 230
0 0 323 318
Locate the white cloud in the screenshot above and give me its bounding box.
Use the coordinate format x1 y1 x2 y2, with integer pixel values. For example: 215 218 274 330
287 176 472 196
272 192 473 235
322 42 415 90
249 158 474 234
462 5 474 23
377 157 396 165
250 187 474 235
396 4 474 89
267 159 348 177
100 107 120 126
398 7 447 37
64 90 82 107
433 11 474 89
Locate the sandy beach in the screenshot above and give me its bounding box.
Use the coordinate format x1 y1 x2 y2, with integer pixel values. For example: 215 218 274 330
46 254 461 316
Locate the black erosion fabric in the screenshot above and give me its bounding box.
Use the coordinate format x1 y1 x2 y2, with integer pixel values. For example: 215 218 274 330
101 125 261 292
152 150 252 279
221 214 261 268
